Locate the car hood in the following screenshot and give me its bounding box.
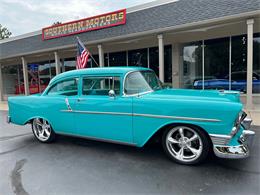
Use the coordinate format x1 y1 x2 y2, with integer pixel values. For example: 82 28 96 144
143 89 241 103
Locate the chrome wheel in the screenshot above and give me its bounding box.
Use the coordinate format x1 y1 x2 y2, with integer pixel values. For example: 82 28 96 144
32 118 52 142
166 126 203 163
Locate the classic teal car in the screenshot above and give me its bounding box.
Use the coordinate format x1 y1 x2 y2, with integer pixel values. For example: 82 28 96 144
7 67 255 165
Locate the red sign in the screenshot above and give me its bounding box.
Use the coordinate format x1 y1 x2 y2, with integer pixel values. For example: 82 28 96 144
42 9 126 40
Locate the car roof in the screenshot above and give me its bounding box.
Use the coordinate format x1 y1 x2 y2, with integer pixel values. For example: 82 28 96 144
49 66 151 85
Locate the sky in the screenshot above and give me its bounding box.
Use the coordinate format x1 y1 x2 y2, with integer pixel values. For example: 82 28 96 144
0 0 154 36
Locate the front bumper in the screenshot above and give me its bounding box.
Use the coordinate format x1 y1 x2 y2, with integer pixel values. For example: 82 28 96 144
213 129 255 159
212 116 255 159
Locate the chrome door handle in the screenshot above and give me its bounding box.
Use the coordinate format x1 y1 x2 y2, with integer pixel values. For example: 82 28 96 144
77 98 86 102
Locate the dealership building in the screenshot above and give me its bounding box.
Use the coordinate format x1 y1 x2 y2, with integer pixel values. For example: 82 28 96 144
0 0 259 108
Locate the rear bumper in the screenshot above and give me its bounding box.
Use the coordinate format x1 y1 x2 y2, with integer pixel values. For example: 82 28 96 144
213 129 255 159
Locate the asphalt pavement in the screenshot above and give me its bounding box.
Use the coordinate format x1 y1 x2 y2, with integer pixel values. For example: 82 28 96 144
0 110 259 195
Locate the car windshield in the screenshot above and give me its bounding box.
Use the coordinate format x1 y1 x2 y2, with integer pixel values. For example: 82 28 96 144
124 70 162 95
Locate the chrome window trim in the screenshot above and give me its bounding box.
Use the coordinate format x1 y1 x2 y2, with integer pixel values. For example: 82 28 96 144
61 109 221 122
122 70 157 97
81 75 121 96
43 77 79 96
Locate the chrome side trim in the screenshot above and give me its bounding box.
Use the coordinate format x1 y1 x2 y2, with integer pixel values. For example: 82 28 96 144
133 113 221 122
56 132 137 147
61 110 132 116
60 110 221 122
209 134 232 145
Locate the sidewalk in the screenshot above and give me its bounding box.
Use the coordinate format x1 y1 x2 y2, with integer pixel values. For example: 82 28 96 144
1 101 259 126
0 101 8 111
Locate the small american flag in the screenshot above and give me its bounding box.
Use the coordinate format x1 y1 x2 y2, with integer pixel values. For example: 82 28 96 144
76 38 90 69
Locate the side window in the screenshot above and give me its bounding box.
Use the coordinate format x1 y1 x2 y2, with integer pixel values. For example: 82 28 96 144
82 76 120 96
47 79 78 96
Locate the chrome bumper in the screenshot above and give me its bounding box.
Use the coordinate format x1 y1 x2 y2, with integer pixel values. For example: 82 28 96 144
7 115 11 123
242 117 253 130
213 129 255 159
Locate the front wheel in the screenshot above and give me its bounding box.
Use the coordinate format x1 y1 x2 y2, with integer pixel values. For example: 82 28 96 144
32 118 56 143
162 125 210 165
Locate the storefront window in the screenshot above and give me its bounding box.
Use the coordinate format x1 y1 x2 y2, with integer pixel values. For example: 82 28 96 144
231 35 247 93
28 60 55 94
2 64 24 95
149 45 172 82
64 58 76 71
104 53 109 67
181 42 202 89
253 33 260 93
149 47 159 76
90 55 99 68
128 48 148 67
181 34 260 93
204 37 229 90
109 51 127 67
164 45 172 83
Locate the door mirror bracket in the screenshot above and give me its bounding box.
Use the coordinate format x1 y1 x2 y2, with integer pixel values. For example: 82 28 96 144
108 90 116 98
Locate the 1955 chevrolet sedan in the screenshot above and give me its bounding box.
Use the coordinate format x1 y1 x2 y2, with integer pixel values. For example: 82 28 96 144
7 67 255 165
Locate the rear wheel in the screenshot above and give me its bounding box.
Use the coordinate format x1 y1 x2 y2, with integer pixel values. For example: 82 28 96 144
32 118 56 143
162 125 210 165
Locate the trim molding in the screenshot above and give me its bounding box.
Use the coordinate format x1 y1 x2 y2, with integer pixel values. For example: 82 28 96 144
60 109 221 122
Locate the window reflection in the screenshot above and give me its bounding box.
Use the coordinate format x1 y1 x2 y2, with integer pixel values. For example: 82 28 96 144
109 51 127 67
232 35 247 93
182 42 202 89
128 48 148 67
204 38 229 90
181 34 260 94
253 33 260 93
164 45 172 83
2 65 24 95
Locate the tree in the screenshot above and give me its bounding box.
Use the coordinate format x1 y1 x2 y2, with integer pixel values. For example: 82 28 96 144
52 21 62 26
0 24 12 40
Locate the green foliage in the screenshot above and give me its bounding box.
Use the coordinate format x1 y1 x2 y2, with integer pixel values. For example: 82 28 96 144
0 24 12 40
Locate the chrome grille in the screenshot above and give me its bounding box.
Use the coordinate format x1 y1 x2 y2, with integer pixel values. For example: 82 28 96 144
209 134 231 145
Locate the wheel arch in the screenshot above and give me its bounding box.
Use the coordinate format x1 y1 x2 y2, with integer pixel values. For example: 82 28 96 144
142 122 213 147
24 116 53 128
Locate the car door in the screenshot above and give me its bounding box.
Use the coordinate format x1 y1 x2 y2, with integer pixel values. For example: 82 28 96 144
74 75 133 144
42 77 79 134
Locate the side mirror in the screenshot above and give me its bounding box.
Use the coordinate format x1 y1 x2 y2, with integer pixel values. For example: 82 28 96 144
108 90 116 98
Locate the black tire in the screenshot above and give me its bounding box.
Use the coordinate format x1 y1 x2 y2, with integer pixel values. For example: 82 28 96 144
162 125 210 165
31 118 56 143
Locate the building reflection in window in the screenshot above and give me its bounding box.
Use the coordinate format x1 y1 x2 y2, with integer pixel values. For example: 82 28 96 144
2 64 24 96
181 34 260 94
181 42 202 89
204 37 229 90
128 48 148 67
253 33 260 94
109 51 127 67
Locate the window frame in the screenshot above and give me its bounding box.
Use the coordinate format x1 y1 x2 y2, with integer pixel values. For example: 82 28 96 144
81 75 122 96
123 70 160 97
45 77 79 96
